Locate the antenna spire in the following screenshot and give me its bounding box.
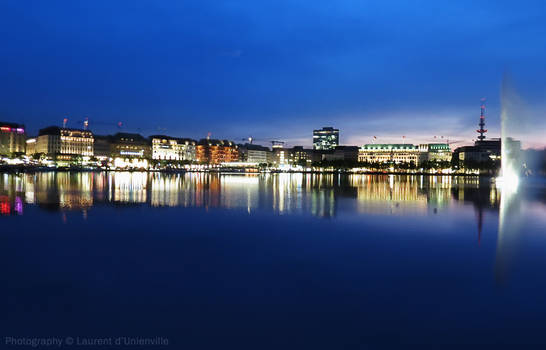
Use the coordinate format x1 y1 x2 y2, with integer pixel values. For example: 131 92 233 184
477 98 487 141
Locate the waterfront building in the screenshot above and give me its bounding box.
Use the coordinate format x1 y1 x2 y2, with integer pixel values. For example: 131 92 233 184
35 126 94 158
453 140 501 165
289 146 314 165
196 139 238 164
25 138 36 156
321 146 359 162
272 147 291 165
313 127 339 150
0 121 26 156
358 144 419 164
238 144 271 164
452 99 504 167
93 135 112 159
178 138 197 161
109 133 151 168
150 136 196 161
111 133 151 159
418 143 452 163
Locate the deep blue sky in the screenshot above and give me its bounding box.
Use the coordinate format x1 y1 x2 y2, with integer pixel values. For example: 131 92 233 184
1 0 545 147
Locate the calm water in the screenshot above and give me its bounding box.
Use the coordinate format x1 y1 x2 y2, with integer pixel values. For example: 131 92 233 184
2 172 546 349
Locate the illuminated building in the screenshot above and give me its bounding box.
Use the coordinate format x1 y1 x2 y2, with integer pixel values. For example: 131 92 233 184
313 127 339 150
452 100 506 168
289 146 314 165
418 143 452 163
272 147 290 165
454 139 501 165
25 138 36 156
108 133 151 168
35 126 94 157
196 139 238 164
111 133 151 159
453 138 521 169
358 144 419 164
0 121 26 156
238 144 271 164
150 136 196 161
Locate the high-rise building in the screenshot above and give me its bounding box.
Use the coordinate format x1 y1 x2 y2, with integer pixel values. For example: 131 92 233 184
313 127 339 150
35 126 94 158
0 122 26 156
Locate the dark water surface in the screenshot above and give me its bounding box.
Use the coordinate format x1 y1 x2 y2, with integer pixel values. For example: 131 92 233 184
1 172 546 349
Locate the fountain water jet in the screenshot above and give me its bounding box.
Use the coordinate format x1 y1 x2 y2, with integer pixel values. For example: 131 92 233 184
495 73 524 284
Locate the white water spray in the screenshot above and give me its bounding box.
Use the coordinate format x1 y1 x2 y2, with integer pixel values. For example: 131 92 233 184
495 73 523 284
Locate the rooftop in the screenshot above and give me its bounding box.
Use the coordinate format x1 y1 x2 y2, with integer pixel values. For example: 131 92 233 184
38 126 92 136
362 144 418 150
0 121 25 129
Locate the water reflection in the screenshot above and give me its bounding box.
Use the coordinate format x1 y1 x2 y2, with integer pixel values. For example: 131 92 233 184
1 172 531 220
451 177 502 244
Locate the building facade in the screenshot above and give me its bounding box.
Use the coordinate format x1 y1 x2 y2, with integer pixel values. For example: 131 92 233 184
289 146 314 165
418 143 452 163
150 136 196 161
453 139 501 166
272 147 290 165
93 135 112 159
0 122 26 156
35 126 94 157
196 139 238 164
238 144 271 164
313 127 339 150
321 146 359 162
25 138 36 156
358 144 419 164
111 133 151 159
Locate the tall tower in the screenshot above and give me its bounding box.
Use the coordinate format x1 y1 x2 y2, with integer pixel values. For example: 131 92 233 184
477 98 487 141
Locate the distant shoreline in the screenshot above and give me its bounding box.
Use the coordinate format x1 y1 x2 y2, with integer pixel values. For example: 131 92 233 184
0 165 492 176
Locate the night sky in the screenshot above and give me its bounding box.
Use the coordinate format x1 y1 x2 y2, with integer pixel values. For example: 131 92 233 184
1 1 545 148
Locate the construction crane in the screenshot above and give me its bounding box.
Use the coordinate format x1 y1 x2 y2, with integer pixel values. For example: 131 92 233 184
75 117 123 131
240 136 285 147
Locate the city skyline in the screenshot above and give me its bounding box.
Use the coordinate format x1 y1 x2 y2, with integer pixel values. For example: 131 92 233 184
3 2 546 346
1 1 546 149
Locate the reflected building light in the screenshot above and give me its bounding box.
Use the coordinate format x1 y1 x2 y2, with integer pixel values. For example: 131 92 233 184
355 175 430 215
3 174 9 191
25 190 35 204
114 172 147 203
14 196 23 215
0 172 513 222
0 196 10 215
151 174 182 207
15 176 23 192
